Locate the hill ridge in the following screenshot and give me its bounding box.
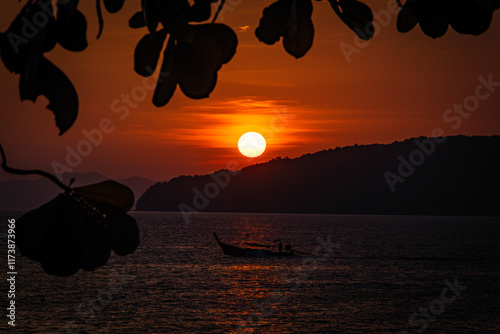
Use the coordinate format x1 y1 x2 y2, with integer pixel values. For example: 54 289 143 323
136 135 500 216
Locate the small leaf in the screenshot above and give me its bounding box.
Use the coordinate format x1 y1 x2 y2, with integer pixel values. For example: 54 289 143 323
0 25 26 74
331 0 375 40
188 0 212 22
129 11 146 28
134 30 168 77
155 0 192 42
74 180 135 212
397 0 418 33
175 36 218 100
142 0 160 33
177 70 217 100
173 23 237 100
19 57 78 135
153 36 177 107
475 0 500 12
100 204 140 256
103 0 125 13
283 0 314 59
57 0 79 24
43 18 58 53
450 0 492 35
57 9 88 51
22 22 45 84
175 24 234 99
16 195 63 262
197 23 238 64
255 0 289 45
0 0 55 74
416 0 449 39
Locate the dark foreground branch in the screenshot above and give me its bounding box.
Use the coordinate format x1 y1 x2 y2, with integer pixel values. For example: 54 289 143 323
0 143 71 192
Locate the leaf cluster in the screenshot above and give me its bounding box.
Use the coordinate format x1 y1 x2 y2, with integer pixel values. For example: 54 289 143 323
131 0 237 106
1 0 498 134
16 181 139 276
397 0 500 38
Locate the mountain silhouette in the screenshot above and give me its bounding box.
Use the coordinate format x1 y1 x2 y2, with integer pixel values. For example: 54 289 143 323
0 172 157 210
136 135 499 216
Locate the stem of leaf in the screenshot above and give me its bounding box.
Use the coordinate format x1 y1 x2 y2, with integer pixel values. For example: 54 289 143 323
96 0 104 39
212 0 226 24
0 143 71 192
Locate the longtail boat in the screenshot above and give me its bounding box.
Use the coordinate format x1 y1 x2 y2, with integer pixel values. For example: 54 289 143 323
213 232 294 257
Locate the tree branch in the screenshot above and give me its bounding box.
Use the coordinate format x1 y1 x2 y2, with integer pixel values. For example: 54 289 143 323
96 0 104 39
212 0 225 23
0 143 71 192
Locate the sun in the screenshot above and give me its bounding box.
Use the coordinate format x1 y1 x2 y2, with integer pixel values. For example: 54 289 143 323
238 132 266 158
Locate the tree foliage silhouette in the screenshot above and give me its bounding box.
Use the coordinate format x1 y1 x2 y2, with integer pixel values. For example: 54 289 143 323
0 144 140 276
1 0 498 135
0 0 498 276
397 0 499 38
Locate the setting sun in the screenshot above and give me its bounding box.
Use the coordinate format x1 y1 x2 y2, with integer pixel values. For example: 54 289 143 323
238 132 266 158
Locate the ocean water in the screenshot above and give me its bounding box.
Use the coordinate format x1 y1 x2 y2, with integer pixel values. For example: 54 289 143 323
1 211 499 333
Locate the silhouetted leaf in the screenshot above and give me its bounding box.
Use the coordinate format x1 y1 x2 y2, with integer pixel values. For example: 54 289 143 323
99 204 139 256
0 0 56 74
255 0 289 45
155 0 192 42
396 0 498 37
74 180 135 212
175 24 237 99
397 0 418 33
129 11 146 29
153 36 177 107
43 18 58 53
198 23 238 64
40 197 111 275
142 0 160 33
475 0 500 11
330 0 374 40
450 0 492 35
57 9 88 51
175 41 218 99
178 69 217 100
16 194 106 276
1 1 77 135
16 194 62 262
255 0 314 58
416 0 449 38
23 22 45 84
19 57 78 135
0 29 25 74
134 30 168 77
188 0 212 22
57 0 79 24
283 0 314 59
16 182 139 276
103 0 125 13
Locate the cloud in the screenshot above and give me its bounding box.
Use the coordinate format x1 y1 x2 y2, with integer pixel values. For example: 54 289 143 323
161 97 349 151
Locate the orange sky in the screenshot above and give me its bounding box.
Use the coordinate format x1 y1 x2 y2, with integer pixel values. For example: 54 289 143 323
1 1 499 182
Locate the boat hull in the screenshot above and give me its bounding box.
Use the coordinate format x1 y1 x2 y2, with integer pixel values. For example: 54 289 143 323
213 232 294 257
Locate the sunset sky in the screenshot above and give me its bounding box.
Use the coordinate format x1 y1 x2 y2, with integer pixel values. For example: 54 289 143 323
1 0 499 183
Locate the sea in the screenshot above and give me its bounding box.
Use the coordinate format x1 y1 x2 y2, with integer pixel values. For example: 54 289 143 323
1 211 499 333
